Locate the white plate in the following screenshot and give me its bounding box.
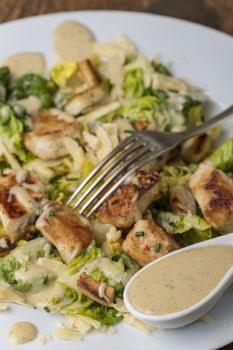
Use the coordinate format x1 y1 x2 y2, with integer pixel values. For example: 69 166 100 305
1 11 233 350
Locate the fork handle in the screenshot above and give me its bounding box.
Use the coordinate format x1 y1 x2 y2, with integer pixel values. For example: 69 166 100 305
178 104 233 140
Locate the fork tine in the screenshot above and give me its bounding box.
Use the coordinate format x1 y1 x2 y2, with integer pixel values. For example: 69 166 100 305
66 134 138 205
86 148 169 218
77 144 152 213
73 139 146 209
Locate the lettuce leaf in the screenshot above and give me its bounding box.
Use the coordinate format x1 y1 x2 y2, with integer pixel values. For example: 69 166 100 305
0 238 52 293
182 96 204 128
50 61 77 87
52 282 123 325
161 164 197 193
121 95 164 123
68 244 105 275
158 211 214 244
0 67 10 101
9 74 57 108
123 68 145 98
151 60 171 76
67 302 123 325
88 267 125 299
0 103 27 161
208 138 233 172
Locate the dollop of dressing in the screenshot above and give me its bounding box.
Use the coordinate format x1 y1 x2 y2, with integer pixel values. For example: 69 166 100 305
9 322 37 344
53 20 95 63
3 53 46 80
128 245 233 316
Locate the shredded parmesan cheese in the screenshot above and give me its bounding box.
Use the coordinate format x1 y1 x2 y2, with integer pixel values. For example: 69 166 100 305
9 186 37 212
16 170 28 184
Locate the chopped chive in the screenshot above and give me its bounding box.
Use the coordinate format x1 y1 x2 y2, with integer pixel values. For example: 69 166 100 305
42 275 49 285
66 177 79 181
43 306 50 313
155 243 161 253
132 184 140 192
135 231 144 237
124 129 135 134
48 210 55 216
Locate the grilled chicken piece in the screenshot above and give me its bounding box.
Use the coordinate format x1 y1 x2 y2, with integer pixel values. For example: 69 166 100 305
23 110 78 160
77 272 115 306
36 202 93 264
189 163 233 233
134 120 149 131
181 134 212 164
77 60 101 88
65 86 104 116
122 219 181 266
97 170 161 229
170 185 197 215
0 171 44 243
65 59 105 116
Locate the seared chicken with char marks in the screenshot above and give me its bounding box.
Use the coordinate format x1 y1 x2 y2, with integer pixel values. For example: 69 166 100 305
181 134 212 164
97 170 161 229
36 201 93 264
170 185 197 215
65 59 105 116
122 219 181 266
23 109 78 160
77 272 115 306
189 163 233 233
0 170 44 243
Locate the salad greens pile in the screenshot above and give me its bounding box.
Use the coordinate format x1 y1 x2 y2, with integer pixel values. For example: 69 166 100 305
0 29 232 335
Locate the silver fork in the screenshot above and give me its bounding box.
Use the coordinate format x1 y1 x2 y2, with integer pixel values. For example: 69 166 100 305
67 104 233 217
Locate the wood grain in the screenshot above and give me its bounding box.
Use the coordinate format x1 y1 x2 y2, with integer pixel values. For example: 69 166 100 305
1 1 233 349
0 0 233 35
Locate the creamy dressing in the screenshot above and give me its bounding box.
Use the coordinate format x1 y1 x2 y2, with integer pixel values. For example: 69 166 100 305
128 245 233 316
3 53 46 80
53 20 95 63
9 322 37 344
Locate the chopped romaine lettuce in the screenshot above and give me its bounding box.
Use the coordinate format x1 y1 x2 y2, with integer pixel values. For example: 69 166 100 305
112 252 139 273
67 302 123 325
0 238 52 293
121 95 163 123
53 282 123 325
158 212 214 244
182 96 203 127
50 61 77 87
0 67 10 101
151 60 171 76
68 244 105 275
123 68 145 98
161 164 197 193
88 267 109 283
0 103 27 161
0 66 10 87
100 74 112 94
208 138 233 171
88 266 124 298
9 74 57 108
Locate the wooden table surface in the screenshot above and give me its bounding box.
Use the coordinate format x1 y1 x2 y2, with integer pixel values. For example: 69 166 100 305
1 1 233 349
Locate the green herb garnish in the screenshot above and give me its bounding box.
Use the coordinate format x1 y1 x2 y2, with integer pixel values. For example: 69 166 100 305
154 243 161 253
43 306 50 313
135 231 144 237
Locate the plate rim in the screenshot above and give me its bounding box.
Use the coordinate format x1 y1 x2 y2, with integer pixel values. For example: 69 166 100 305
0 9 233 43
1 9 233 350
